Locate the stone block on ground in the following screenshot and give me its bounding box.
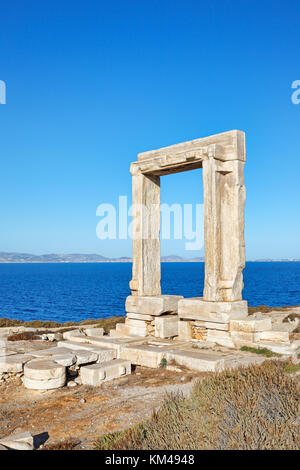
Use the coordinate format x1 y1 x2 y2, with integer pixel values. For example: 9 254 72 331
257 340 300 355
84 327 104 337
178 298 248 322
229 317 272 332
57 340 96 351
194 320 229 331
59 336 145 357
230 331 260 347
109 329 119 337
27 347 72 358
62 334 92 344
62 329 82 340
23 360 66 390
52 352 77 367
154 315 179 338
53 342 116 363
178 320 192 340
125 295 183 316
23 375 66 390
0 349 17 357
88 348 116 364
24 360 65 380
0 354 34 373
116 323 148 337
47 333 63 342
255 330 290 343
166 349 226 372
125 318 148 327
127 312 154 321
120 344 168 368
0 432 34 451
72 349 99 366
206 330 235 348
0 339 8 348
80 359 131 386
119 341 189 368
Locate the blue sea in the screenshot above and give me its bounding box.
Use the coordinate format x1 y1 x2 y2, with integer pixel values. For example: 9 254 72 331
0 262 299 323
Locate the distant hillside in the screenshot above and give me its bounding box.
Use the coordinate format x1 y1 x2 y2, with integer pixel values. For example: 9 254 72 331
0 252 113 263
0 252 206 263
0 252 298 263
161 255 204 262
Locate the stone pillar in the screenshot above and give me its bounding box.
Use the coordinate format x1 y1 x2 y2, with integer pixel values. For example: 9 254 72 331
202 158 246 302
129 171 161 296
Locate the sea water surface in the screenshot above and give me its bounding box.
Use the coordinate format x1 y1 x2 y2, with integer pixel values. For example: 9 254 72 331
0 262 299 323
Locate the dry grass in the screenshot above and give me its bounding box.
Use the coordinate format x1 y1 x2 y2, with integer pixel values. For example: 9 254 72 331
248 305 300 314
94 361 300 450
0 315 125 333
7 331 40 341
41 438 80 450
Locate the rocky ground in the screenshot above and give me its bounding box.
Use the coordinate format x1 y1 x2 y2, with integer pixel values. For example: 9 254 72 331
0 307 299 450
0 346 201 450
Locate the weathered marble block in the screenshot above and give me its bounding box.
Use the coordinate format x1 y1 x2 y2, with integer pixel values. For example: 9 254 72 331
154 315 179 338
0 354 34 373
230 317 272 332
84 328 104 337
127 312 154 321
125 295 183 316
80 359 131 386
178 320 193 340
255 330 290 343
23 359 66 390
178 298 248 322
206 330 235 348
116 323 148 337
194 320 229 331
166 350 226 372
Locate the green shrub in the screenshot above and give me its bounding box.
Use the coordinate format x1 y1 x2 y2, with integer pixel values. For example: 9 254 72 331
159 358 168 368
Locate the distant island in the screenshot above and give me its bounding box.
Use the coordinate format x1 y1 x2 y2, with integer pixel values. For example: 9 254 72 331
0 252 204 263
0 252 299 263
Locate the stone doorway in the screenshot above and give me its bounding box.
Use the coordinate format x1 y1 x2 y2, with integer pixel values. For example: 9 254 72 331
127 130 247 325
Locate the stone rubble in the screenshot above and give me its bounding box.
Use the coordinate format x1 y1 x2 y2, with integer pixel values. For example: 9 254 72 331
0 309 299 392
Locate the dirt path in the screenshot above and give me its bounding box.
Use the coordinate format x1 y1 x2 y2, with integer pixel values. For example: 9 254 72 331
0 365 204 449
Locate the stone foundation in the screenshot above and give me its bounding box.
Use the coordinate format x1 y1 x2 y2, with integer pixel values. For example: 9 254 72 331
178 298 248 322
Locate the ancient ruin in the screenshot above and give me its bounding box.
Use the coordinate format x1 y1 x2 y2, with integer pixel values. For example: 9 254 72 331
0 130 299 393
112 130 300 356
127 130 247 322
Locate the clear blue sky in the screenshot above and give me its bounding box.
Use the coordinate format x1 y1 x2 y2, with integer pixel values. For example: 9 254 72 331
0 0 299 259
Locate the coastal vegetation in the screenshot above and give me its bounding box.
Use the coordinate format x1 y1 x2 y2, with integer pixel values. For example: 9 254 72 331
94 361 300 450
240 345 281 358
0 316 125 334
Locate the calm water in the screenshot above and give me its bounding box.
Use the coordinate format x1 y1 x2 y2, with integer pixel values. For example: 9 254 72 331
0 262 299 323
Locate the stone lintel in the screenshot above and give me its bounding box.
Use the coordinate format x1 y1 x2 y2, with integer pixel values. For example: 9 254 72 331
178 298 248 322
130 130 245 176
